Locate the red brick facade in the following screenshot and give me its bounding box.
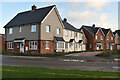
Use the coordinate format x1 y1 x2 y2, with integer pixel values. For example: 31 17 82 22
0 34 5 51
82 27 115 51
5 40 54 54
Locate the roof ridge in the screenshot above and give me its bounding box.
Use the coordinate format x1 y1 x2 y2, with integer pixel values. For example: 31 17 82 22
19 5 55 14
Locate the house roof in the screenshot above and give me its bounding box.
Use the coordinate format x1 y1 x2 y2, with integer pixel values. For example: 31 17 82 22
14 38 25 40
82 25 99 35
54 36 65 42
101 28 110 36
114 30 120 36
69 39 74 42
62 21 80 32
4 5 55 28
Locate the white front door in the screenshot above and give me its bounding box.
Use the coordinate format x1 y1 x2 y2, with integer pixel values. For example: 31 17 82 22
110 45 113 50
20 43 24 53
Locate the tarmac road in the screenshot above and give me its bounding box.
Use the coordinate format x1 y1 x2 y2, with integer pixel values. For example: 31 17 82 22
1 54 119 72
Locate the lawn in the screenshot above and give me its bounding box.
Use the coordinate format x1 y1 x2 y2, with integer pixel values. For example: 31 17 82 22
2 66 119 78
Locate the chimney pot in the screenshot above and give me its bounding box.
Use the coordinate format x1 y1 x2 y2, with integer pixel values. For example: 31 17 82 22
92 24 95 28
64 18 67 22
32 5 37 10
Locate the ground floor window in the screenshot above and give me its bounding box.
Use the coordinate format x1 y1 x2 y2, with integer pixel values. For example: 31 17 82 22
101 44 103 49
65 43 68 49
29 41 37 50
17 43 19 48
45 41 49 49
90 44 92 48
58 42 64 49
8 42 14 49
107 44 109 49
117 45 120 50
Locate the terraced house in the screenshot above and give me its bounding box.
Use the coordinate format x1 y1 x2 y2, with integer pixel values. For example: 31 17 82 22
4 5 86 53
81 24 115 50
113 30 120 50
62 18 86 52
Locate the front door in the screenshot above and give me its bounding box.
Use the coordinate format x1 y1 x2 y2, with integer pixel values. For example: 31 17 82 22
110 45 113 50
20 43 24 53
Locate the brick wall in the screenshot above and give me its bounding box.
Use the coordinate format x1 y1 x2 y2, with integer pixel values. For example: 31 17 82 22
0 35 5 51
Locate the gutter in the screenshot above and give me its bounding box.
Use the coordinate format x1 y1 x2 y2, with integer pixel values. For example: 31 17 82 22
38 23 41 53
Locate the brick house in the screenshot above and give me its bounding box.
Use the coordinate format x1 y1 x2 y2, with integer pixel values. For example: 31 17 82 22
113 30 120 50
81 24 115 50
0 34 5 51
62 18 86 52
4 5 66 54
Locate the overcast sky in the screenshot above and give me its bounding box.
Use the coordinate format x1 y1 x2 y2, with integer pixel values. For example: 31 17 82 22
0 1 119 34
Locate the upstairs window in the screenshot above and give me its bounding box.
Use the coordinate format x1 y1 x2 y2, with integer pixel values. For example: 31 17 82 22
31 24 36 32
100 36 103 40
76 33 77 37
46 25 50 32
71 31 72 37
9 28 13 34
111 37 113 40
96 36 97 40
65 30 68 36
107 36 109 40
57 28 60 34
19 26 22 32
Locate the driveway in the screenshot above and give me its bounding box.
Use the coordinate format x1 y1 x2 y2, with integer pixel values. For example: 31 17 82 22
65 51 102 57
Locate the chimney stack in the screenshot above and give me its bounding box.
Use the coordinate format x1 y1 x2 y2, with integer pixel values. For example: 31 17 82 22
64 18 67 22
92 24 95 28
32 5 37 10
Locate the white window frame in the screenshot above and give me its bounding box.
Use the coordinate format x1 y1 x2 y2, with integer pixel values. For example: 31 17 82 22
107 44 109 49
107 36 109 40
46 25 50 32
9 28 13 34
100 36 103 40
96 36 97 40
65 43 68 49
57 42 65 49
8 42 14 49
45 41 49 49
57 28 60 34
90 44 92 48
111 37 113 40
17 43 19 48
101 44 103 49
29 41 37 50
19 26 22 32
31 24 36 32
71 31 72 37
65 30 68 36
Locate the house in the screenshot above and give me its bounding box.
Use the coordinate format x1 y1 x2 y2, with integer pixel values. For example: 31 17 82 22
113 30 120 50
62 18 86 52
4 5 65 53
0 34 5 51
81 24 115 51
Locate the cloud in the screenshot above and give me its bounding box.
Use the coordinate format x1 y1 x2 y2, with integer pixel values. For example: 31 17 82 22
86 0 110 11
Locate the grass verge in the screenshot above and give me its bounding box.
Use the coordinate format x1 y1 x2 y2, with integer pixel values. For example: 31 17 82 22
1 50 94 56
2 66 119 78
95 50 120 57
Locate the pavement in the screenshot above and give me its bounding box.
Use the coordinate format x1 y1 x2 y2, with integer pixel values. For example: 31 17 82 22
0 52 120 72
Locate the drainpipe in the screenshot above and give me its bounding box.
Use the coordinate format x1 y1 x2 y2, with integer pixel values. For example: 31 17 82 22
74 31 75 51
38 23 41 53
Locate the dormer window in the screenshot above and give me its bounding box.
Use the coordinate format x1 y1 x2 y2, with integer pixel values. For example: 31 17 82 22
9 28 13 34
31 24 36 32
